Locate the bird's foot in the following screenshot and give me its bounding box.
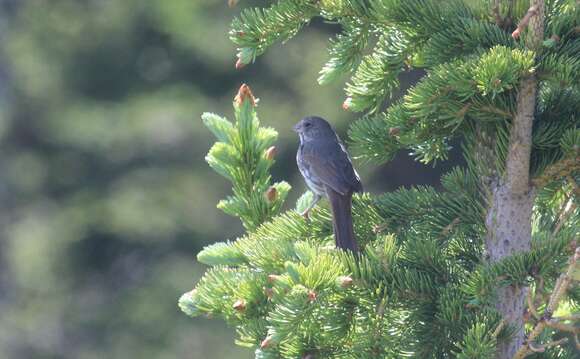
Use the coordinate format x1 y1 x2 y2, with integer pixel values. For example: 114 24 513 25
300 209 311 220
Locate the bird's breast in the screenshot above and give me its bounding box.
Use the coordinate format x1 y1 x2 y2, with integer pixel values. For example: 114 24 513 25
297 144 326 196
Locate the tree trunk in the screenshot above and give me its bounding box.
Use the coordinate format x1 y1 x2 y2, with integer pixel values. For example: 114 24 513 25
484 1 544 358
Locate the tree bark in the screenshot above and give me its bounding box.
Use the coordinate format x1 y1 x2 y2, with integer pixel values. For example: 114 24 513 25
484 1 544 358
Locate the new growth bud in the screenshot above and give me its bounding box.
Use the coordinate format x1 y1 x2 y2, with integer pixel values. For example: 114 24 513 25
342 98 351 111
260 335 274 349
233 299 246 312
265 186 277 202
235 58 246 70
337 276 353 288
265 146 277 160
234 83 256 106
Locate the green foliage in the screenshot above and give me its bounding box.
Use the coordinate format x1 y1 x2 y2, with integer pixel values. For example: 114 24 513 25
344 28 410 113
184 0 580 358
473 46 534 98
318 22 370 85
560 128 580 155
421 18 515 66
455 320 498 359
203 87 290 230
231 0 317 66
347 111 400 164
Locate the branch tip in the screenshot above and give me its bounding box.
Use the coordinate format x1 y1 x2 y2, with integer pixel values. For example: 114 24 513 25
235 83 256 106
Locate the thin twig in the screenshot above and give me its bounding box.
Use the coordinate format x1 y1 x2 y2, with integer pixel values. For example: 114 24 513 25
512 5 539 39
531 156 580 188
512 247 579 359
533 277 545 309
373 223 390 234
545 320 580 334
567 174 580 197
552 192 575 238
528 338 568 352
493 1 504 27
526 288 540 320
552 313 580 322
493 320 507 338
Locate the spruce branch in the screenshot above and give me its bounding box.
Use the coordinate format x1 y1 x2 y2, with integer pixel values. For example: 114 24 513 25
318 22 370 85
203 84 291 230
183 1 579 357
230 0 317 67
344 28 410 113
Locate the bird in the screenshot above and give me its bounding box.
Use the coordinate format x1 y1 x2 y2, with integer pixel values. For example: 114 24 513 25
293 116 363 252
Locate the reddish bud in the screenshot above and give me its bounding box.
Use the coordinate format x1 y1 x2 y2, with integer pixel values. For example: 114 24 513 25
234 83 256 106
550 34 560 42
511 28 521 39
265 146 277 160
264 287 274 299
342 98 351 111
236 31 245 38
388 127 400 136
337 276 353 288
260 335 274 349
228 0 239 8
235 58 246 70
267 274 281 283
265 186 277 203
233 299 246 312
307 290 317 302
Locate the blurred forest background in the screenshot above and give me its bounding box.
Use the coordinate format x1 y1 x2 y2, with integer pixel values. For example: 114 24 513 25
0 1 461 358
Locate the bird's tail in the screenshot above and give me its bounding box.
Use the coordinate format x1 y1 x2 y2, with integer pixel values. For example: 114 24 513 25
326 188 358 252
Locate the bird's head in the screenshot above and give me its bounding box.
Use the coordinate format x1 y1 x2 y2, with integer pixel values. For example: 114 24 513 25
293 116 335 141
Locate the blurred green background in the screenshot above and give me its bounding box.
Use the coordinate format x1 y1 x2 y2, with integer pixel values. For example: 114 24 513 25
0 1 461 358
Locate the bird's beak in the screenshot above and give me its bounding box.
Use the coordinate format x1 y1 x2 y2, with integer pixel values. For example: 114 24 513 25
292 123 301 132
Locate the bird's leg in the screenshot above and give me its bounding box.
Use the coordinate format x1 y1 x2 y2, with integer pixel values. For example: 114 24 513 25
301 194 321 220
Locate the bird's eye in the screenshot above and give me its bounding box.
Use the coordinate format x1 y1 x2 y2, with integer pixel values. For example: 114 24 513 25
304 122 311 127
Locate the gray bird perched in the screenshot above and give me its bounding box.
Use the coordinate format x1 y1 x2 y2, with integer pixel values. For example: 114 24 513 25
293 116 362 252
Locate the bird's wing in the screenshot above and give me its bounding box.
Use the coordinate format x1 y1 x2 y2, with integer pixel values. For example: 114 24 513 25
301 140 362 195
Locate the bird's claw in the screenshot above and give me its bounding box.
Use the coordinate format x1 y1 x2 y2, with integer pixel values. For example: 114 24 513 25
300 209 310 220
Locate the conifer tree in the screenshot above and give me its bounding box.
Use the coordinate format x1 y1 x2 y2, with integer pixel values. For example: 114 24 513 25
180 1 579 358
